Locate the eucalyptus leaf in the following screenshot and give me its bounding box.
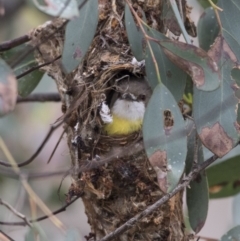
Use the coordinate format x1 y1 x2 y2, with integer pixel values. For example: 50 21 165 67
61 0 98 73
233 193 240 226
220 225 240 241
1 45 43 97
218 0 240 61
207 155 240 198
125 4 145 61
159 40 220 91
186 123 209 233
197 7 219 51
145 28 186 101
143 83 187 192
193 36 239 157
33 0 79 19
198 0 218 9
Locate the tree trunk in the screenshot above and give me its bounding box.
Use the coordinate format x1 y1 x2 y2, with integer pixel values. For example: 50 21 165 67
29 0 194 240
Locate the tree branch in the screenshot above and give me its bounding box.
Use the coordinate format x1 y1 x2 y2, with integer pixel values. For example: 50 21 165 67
10 0 89 68
0 35 30 52
0 122 62 167
99 154 219 241
16 55 61 80
0 230 15 241
0 195 81 226
0 198 31 227
17 93 61 103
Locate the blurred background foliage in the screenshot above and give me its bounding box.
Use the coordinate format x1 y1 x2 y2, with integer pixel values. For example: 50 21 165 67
0 1 89 240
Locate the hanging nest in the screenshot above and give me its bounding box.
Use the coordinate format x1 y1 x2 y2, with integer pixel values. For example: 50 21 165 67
29 1 195 240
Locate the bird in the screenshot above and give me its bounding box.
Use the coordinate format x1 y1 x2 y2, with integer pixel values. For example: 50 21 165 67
104 77 152 136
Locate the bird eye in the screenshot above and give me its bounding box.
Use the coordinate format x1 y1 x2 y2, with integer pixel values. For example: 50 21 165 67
138 94 146 101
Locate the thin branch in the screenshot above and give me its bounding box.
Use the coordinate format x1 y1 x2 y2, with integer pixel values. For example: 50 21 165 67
47 130 65 163
17 93 61 103
0 230 15 241
0 198 31 227
99 154 219 241
16 55 61 79
10 0 89 68
0 168 71 180
0 195 81 226
0 122 62 167
0 35 30 52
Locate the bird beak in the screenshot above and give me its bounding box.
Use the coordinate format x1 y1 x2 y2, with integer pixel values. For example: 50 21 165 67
121 93 137 101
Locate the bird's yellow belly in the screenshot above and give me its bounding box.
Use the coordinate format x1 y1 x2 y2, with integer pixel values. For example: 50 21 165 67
104 114 142 135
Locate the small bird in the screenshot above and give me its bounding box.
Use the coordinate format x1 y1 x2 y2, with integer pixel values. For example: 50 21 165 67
104 77 152 136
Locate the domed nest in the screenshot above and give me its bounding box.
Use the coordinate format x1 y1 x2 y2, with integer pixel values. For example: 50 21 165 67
29 1 194 240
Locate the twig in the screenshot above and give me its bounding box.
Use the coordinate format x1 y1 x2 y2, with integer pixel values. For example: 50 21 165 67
0 198 31 227
10 0 89 68
0 121 62 167
16 55 61 79
99 154 218 241
0 35 30 52
17 93 61 103
0 168 71 180
0 230 15 241
47 130 65 163
0 195 81 226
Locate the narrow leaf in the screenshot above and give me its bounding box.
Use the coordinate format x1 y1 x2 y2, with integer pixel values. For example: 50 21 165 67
145 28 186 101
233 193 240 226
33 0 79 19
1 45 43 97
197 7 219 51
186 122 209 233
143 83 187 192
159 40 220 91
125 5 145 61
0 59 17 117
207 155 240 198
62 0 98 73
193 36 239 157
198 0 218 9
218 0 240 61
220 225 240 241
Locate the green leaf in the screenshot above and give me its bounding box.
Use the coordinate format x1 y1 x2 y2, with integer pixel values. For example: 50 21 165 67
198 0 218 9
220 225 240 241
159 40 220 91
33 0 79 19
197 7 219 51
143 83 187 192
0 59 17 117
207 155 240 198
125 4 145 61
16 61 44 97
1 45 43 97
65 229 81 241
233 193 240 226
61 0 98 73
218 0 240 61
186 123 209 233
193 36 239 158
145 28 186 101
160 1 181 36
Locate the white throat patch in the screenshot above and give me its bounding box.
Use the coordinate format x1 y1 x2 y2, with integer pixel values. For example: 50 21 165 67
111 99 145 121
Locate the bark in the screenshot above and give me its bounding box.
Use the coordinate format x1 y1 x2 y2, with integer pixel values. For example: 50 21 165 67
29 1 195 240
